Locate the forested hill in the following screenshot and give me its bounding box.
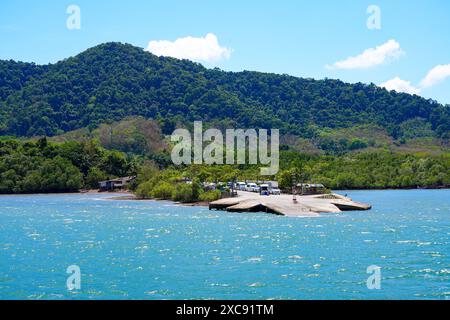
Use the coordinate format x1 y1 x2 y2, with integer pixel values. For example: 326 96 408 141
0 42 448 139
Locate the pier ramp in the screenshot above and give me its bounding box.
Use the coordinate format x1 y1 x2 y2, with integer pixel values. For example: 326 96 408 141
209 191 371 217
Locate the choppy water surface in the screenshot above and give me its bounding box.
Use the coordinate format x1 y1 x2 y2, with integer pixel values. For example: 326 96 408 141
0 190 449 299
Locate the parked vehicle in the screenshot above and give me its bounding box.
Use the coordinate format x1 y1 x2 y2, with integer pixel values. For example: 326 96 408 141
270 188 281 195
237 182 246 191
260 184 270 196
246 183 258 192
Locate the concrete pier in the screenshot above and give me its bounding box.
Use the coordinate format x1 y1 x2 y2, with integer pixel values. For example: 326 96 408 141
209 191 371 217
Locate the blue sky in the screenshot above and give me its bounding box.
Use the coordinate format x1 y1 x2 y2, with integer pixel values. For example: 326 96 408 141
1 0 449 104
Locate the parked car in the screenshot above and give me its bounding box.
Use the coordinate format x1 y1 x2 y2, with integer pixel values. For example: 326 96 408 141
270 188 281 195
260 184 270 196
237 182 246 191
246 183 258 192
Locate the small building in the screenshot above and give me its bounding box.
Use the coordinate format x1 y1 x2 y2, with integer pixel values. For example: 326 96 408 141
99 176 136 191
203 182 217 191
297 183 326 195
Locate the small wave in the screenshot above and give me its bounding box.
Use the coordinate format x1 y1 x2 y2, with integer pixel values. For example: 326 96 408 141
396 240 416 244
145 290 158 295
210 283 230 287
27 233 41 238
248 282 264 287
247 257 263 263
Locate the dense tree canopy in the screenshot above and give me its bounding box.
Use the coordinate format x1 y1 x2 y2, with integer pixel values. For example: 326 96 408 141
0 42 448 140
0 136 448 194
0 138 136 193
276 151 450 189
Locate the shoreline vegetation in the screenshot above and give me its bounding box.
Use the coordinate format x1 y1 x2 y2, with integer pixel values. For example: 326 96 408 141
0 137 449 198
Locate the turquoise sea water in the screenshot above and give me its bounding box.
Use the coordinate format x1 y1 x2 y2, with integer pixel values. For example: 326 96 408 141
0 190 449 300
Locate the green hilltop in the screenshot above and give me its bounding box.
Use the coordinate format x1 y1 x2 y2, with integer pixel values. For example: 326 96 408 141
0 42 448 146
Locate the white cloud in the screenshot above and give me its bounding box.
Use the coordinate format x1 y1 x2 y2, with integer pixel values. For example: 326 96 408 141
379 77 420 95
145 33 231 64
326 39 404 70
419 64 450 88
379 63 450 96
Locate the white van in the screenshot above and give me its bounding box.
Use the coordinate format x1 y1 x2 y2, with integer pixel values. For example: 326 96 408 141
270 187 281 195
237 182 247 191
